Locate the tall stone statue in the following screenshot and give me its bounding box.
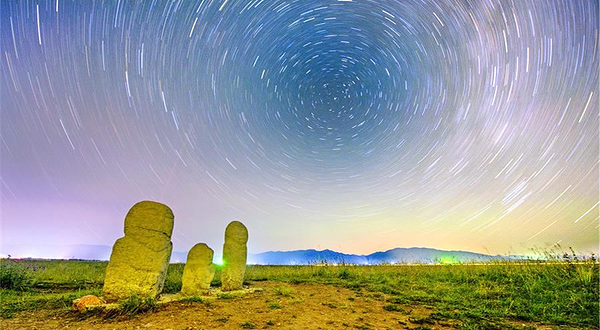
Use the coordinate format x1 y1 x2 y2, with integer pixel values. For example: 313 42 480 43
181 243 216 296
221 221 248 291
103 201 174 300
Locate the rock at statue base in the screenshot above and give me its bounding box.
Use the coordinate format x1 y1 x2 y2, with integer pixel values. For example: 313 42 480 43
221 221 248 291
102 201 174 301
181 243 216 296
72 295 104 312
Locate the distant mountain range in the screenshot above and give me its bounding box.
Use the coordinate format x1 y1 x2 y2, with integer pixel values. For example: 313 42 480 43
0 244 506 264
249 248 504 265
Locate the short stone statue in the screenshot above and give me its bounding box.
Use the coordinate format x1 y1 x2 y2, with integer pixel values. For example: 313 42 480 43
102 201 174 300
181 243 216 296
221 221 248 291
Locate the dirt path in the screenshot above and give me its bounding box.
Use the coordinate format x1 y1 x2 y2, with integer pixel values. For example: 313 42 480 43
1 281 551 330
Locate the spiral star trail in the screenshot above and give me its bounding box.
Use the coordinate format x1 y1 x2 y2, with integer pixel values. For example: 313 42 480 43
1 0 598 259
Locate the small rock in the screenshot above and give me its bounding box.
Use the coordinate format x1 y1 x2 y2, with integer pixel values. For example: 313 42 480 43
72 295 104 312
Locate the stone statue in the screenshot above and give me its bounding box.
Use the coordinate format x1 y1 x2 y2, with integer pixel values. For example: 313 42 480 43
181 243 216 296
221 221 248 291
103 201 174 300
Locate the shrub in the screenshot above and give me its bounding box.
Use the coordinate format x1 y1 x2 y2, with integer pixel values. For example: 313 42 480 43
0 260 33 290
338 268 351 279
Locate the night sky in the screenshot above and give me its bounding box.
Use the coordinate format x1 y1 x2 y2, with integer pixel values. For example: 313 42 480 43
1 0 598 259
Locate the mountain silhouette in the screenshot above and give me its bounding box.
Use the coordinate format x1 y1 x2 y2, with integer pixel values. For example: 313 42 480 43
1 244 504 264
247 247 502 265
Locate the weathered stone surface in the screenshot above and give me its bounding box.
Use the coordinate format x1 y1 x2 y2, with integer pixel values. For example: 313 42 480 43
102 201 174 301
221 221 248 291
72 295 104 312
181 243 216 296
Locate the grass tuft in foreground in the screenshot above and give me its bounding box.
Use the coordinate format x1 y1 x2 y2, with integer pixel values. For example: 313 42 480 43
117 295 158 317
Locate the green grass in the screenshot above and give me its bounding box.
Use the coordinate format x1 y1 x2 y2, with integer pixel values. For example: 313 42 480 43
217 292 236 299
268 302 283 309
245 262 599 327
240 321 255 328
273 286 293 296
0 258 597 328
118 295 158 317
0 287 102 318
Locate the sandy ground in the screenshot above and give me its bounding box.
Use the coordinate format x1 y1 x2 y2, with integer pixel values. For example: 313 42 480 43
1 281 553 330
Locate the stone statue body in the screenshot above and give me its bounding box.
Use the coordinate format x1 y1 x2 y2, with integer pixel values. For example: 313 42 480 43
221 221 248 291
103 201 174 300
181 243 216 296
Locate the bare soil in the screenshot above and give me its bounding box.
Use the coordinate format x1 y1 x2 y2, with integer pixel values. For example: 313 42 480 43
0 281 553 330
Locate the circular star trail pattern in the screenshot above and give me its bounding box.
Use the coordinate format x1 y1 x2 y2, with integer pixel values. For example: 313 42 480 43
1 0 598 256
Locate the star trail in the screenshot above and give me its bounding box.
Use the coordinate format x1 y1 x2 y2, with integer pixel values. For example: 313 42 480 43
1 0 598 258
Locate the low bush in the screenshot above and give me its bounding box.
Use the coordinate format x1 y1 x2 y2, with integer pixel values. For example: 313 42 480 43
0 260 33 290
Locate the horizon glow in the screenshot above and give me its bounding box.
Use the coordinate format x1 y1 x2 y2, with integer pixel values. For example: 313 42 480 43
1 0 598 260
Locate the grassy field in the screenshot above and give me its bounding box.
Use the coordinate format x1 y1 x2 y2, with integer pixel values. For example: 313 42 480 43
0 258 598 329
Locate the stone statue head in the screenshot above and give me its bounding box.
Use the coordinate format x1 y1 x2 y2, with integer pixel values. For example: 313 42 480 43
187 243 214 265
224 221 248 244
123 201 174 239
